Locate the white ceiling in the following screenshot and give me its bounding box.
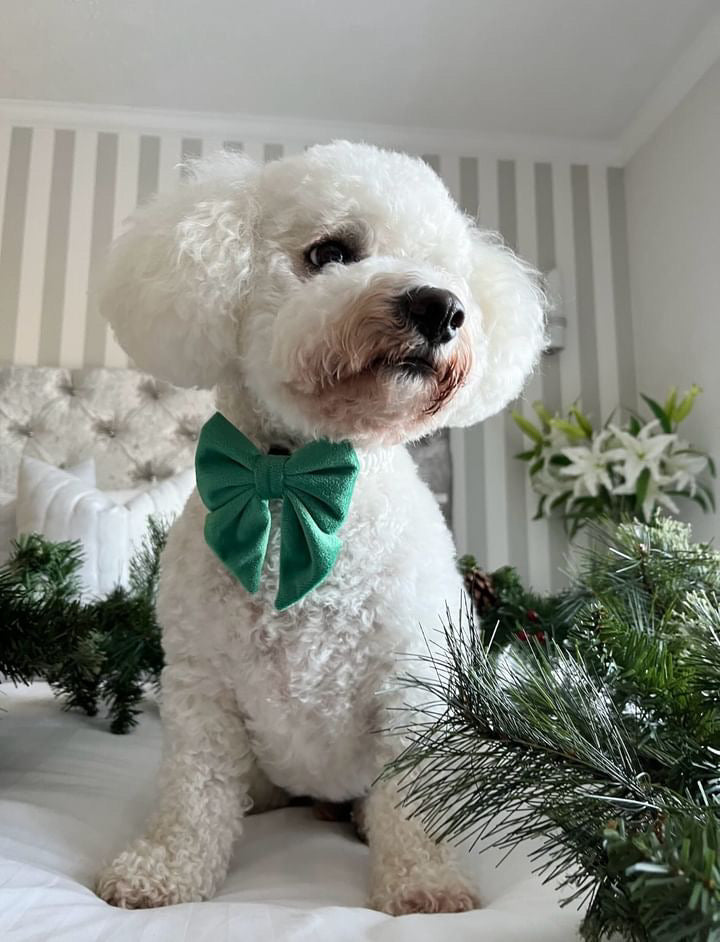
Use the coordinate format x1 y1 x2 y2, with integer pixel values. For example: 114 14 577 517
1 0 719 143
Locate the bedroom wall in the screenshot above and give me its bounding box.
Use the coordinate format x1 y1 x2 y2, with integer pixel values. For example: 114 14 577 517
625 58 720 544
0 102 635 589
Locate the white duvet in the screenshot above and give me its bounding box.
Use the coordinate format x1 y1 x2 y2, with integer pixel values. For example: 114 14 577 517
0 684 581 941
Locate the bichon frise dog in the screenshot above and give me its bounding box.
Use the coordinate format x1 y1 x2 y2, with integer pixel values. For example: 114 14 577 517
95 141 545 914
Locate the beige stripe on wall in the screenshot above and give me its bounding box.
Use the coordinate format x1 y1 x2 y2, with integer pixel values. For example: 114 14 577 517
14 126 54 365
571 163 601 424
516 158 552 591
498 159 532 583
181 137 202 173
264 143 284 162
589 164 621 421
535 163 561 410
0 126 32 362
534 162 568 588
105 131 140 368
84 131 118 366
137 135 160 203
58 129 96 368
157 135 183 193
608 167 637 410
0 126 12 241
458 155 487 565
552 162 582 405
39 130 75 366
476 154 509 573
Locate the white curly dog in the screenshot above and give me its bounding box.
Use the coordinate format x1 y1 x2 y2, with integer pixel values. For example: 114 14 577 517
95 141 545 915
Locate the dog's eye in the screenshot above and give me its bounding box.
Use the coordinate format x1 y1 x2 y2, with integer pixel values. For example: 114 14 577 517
307 240 353 269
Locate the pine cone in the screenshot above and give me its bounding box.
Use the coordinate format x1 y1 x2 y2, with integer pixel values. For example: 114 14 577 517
464 565 498 615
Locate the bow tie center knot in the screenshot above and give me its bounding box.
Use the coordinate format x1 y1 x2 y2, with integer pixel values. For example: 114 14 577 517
253 453 288 500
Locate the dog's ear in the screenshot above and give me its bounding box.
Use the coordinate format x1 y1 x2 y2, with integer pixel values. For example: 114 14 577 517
99 152 260 388
451 229 547 426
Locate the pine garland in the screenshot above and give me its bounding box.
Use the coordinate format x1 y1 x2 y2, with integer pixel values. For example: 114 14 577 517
459 554 571 645
0 519 166 733
387 517 720 941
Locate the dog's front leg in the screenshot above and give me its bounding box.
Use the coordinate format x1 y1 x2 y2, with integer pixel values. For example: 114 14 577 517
96 665 253 908
363 778 479 915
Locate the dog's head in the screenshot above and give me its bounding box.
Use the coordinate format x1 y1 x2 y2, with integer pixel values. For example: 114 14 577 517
101 141 545 446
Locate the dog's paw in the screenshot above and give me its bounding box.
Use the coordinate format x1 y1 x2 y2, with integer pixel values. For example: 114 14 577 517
96 844 201 909
370 869 479 915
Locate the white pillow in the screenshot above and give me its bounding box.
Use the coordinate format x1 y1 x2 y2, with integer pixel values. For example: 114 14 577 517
16 456 194 599
0 459 96 565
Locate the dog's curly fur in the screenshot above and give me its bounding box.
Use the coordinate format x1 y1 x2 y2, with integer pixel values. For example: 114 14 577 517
94 141 545 914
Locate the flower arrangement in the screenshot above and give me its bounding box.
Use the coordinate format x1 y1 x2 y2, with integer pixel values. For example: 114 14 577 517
513 386 715 536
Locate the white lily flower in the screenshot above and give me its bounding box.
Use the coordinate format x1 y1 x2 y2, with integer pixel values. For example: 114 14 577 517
637 476 680 521
662 444 708 495
605 421 677 491
559 430 615 498
532 464 571 502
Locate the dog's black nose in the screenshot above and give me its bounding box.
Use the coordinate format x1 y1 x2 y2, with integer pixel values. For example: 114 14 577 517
400 287 465 345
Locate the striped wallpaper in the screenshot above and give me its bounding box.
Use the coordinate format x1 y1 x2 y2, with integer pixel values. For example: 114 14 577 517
0 113 636 591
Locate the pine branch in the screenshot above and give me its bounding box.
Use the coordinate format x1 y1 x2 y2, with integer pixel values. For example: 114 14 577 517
387 613 665 907
386 516 720 940
0 519 168 733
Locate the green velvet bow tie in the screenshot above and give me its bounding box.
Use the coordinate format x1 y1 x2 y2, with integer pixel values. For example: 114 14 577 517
195 412 359 610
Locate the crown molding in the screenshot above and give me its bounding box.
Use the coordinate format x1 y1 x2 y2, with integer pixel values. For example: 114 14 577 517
0 97 624 165
618 11 720 164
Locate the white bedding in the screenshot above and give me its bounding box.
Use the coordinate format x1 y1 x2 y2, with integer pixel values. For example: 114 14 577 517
0 683 581 941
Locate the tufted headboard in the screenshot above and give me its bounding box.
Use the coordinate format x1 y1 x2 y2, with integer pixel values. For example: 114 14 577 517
0 366 452 520
0 367 214 500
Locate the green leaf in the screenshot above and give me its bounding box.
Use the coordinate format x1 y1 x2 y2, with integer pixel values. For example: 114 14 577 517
568 496 597 508
529 457 545 476
641 394 672 433
684 490 709 512
532 401 553 431
550 418 587 442
635 467 651 515
673 384 702 423
628 414 642 435
549 454 572 467
697 480 716 512
707 455 716 478
515 448 540 462
664 386 678 417
570 407 593 438
566 513 590 538
533 495 547 520
512 410 543 444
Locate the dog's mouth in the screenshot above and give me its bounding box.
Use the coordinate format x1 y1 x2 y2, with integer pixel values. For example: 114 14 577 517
369 353 437 379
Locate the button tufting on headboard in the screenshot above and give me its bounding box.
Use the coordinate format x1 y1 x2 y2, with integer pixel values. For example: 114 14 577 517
0 366 216 493
11 422 34 439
